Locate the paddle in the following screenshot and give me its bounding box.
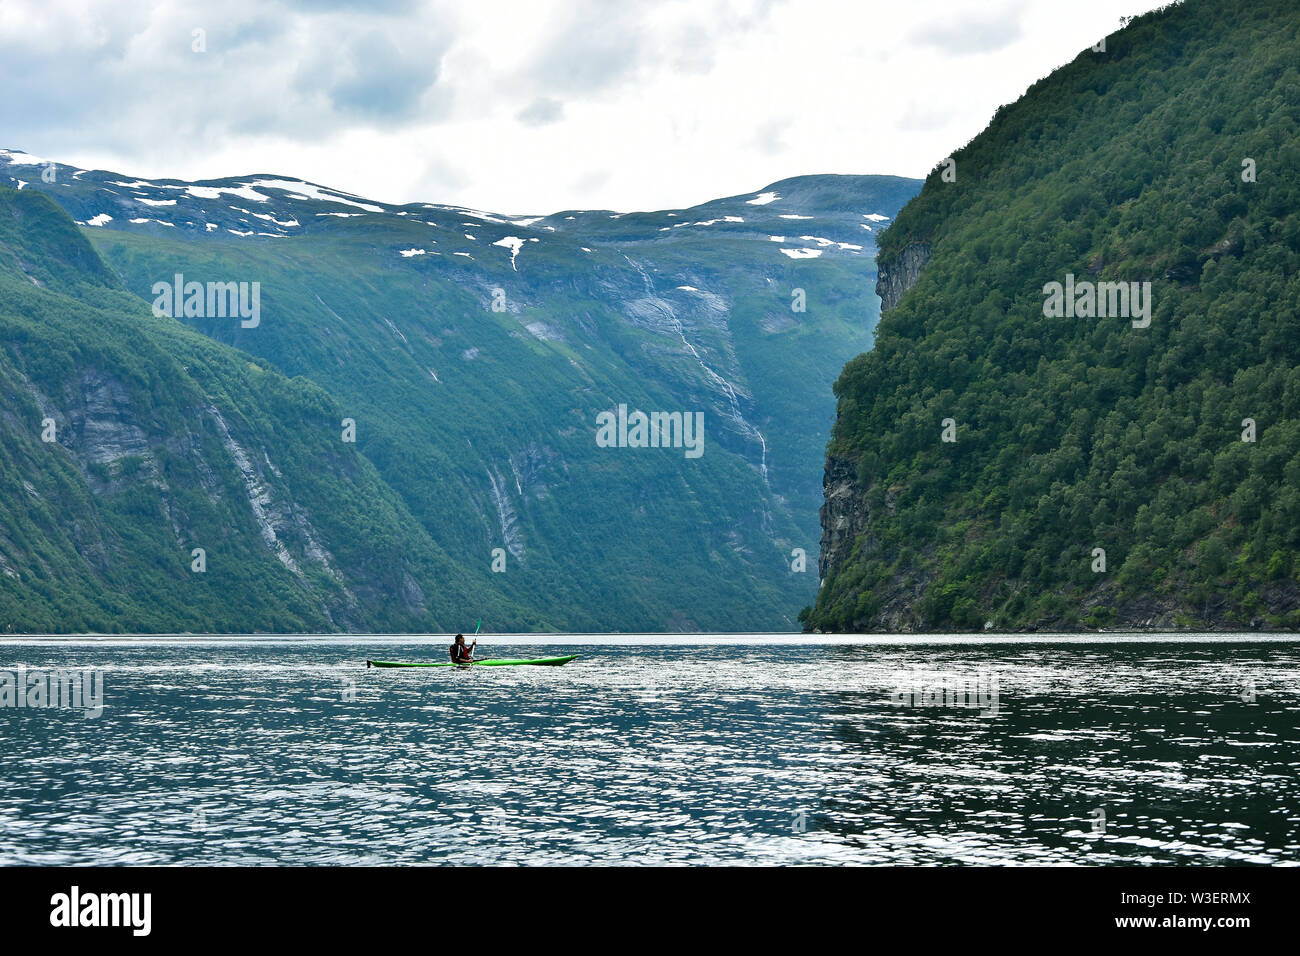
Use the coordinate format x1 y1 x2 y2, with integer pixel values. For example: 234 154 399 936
465 618 482 663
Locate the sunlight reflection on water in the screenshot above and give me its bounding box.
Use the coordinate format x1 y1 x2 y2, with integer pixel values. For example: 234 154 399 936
1 635 1297 865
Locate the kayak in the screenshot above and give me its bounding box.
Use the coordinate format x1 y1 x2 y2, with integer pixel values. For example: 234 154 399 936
366 655 578 668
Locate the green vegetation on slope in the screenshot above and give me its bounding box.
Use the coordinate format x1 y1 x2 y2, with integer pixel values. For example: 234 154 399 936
75 176 916 631
809 0 1300 632
0 169 920 632
0 187 529 632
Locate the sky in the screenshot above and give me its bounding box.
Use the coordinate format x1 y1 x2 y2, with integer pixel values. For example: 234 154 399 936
0 0 1172 214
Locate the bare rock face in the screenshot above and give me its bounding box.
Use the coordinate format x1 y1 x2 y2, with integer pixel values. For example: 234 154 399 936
818 454 867 581
77 370 151 465
875 241 931 312
818 241 931 590
813 236 936 627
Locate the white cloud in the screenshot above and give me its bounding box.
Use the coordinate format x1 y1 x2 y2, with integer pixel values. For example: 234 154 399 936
1 0 1169 213
908 1 1028 55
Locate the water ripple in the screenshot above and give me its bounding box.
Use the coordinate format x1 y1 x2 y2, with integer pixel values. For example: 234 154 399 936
1 638 1297 865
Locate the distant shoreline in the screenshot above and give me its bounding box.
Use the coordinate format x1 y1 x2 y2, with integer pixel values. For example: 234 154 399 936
2 632 1298 645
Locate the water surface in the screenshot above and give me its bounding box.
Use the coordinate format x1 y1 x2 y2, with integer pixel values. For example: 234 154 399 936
2 635 1297 865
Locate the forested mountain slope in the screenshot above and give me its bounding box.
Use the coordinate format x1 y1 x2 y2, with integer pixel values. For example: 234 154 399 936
0 187 528 632
808 0 1300 632
0 152 919 631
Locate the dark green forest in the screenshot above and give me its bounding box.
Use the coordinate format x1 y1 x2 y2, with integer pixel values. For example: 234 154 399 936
808 0 1300 631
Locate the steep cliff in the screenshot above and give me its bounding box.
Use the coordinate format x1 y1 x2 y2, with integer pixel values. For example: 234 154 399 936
0 187 528 632
809 0 1300 633
874 241 930 312
817 454 863 581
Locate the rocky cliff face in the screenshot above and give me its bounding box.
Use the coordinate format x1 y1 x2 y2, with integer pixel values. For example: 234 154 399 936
817 454 865 581
874 241 930 312
816 238 931 593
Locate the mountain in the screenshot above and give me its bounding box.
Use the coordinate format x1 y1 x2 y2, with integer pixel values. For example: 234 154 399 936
0 151 919 632
807 0 1300 633
0 186 526 632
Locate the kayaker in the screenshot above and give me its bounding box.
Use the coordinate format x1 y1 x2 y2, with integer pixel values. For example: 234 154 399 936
450 633 476 664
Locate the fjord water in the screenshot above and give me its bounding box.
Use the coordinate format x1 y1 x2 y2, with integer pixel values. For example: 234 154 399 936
1 636 1297 866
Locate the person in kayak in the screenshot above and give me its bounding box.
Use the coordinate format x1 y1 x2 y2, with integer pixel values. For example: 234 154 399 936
450 633 477 664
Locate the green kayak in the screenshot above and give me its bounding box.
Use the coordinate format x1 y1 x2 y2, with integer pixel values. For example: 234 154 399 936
366 655 578 668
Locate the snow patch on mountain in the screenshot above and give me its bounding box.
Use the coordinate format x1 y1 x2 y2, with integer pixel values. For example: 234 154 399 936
252 212 300 227
111 180 183 190
0 149 51 166
493 236 525 270
799 235 863 252
188 184 272 203
458 210 511 225
247 179 383 213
